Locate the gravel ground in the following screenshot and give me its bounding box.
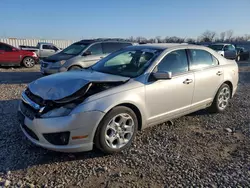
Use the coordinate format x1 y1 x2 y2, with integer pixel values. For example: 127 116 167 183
0 61 250 187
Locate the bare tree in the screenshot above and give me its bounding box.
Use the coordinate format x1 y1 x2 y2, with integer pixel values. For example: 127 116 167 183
128 36 134 42
185 38 196 43
225 30 234 41
244 34 250 41
200 30 217 42
220 32 226 42
155 36 162 43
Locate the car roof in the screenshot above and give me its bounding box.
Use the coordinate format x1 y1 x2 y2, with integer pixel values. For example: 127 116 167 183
76 39 132 45
125 43 204 50
210 43 231 46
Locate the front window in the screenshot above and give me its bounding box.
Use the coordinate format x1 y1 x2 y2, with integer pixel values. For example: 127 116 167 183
92 48 162 77
208 45 224 51
61 43 89 55
156 50 188 75
87 43 103 55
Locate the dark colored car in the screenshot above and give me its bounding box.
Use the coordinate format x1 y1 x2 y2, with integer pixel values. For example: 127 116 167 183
236 47 249 61
208 43 237 60
0 42 39 68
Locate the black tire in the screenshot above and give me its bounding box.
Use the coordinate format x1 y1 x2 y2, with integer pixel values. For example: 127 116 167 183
68 65 82 71
22 57 35 68
208 83 231 113
95 106 138 154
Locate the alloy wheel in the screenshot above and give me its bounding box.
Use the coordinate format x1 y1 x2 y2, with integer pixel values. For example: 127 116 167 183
217 87 230 110
105 113 135 149
24 57 35 68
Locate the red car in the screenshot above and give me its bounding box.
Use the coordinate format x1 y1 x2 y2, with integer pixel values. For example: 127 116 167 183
0 42 39 68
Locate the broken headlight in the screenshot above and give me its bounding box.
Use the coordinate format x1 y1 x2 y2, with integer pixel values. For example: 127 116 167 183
41 103 76 118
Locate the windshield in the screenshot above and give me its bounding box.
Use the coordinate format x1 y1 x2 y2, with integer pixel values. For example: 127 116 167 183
208 45 224 51
92 48 162 78
61 43 89 55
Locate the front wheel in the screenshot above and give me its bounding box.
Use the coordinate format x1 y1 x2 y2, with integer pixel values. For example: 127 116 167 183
95 106 138 154
22 57 35 68
208 83 231 113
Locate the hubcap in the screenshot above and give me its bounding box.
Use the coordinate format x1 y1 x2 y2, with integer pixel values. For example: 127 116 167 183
218 87 230 110
24 58 34 67
105 113 135 149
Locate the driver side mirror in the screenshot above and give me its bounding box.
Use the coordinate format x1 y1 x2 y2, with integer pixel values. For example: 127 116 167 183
153 71 172 80
82 51 92 56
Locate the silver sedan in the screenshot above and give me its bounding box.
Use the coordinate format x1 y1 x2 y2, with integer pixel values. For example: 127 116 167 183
18 44 238 153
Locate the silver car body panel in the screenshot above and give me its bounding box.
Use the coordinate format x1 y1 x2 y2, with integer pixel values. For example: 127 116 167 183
19 44 239 152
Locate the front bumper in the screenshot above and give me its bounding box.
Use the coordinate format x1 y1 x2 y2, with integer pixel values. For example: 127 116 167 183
18 103 105 152
40 61 67 75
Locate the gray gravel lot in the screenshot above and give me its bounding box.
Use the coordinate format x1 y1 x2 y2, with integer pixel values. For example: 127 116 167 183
0 62 250 187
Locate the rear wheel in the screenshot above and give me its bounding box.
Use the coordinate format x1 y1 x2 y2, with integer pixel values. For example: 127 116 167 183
208 83 231 113
95 106 138 154
22 57 35 68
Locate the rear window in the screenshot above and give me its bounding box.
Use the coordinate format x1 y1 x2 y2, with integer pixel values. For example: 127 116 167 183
208 45 224 51
189 49 218 70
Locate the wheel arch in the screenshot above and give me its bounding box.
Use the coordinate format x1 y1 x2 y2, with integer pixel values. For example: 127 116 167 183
223 80 233 98
21 56 34 65
115 103 143 131
68 64 83 71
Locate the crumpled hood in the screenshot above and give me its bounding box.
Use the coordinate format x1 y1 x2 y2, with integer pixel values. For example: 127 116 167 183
44 52 75 62
29 70 130 100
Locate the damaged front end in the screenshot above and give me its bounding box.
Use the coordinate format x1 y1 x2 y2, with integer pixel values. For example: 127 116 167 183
21 81 124 119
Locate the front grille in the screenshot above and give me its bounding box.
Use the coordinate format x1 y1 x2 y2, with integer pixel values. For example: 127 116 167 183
25 88 44 106
21 124 39 141
20 101 37 120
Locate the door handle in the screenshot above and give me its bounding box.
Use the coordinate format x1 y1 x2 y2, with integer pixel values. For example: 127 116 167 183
216 71 223 76
183 79 193 84
0 52 4 54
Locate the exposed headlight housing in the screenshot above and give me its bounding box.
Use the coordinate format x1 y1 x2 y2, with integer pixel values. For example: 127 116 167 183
41 103 76 118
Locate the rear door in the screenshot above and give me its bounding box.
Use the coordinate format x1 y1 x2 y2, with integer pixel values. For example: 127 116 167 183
188 49 224 110
0 43 21 65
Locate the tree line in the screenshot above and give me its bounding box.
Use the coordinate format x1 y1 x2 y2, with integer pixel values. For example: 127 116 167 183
125 30 250 43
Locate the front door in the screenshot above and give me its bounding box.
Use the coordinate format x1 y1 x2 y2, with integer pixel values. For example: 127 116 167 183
81 43 104 67
224 45 237 59
0 43 20 65
145 49 195 125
